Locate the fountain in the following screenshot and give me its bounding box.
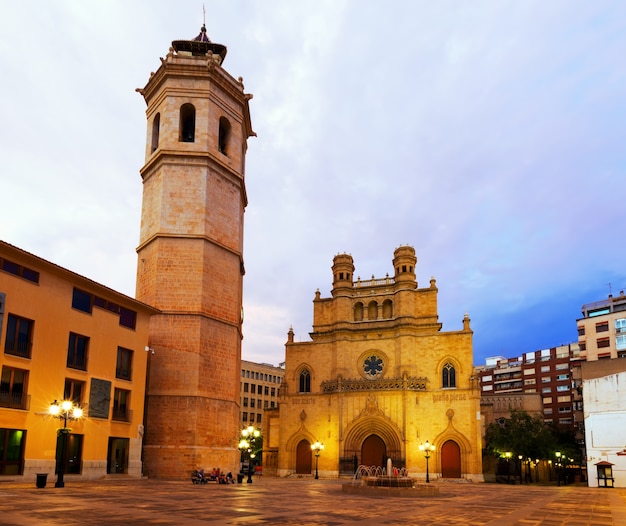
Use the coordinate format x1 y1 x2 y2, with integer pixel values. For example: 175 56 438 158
342 463 440 497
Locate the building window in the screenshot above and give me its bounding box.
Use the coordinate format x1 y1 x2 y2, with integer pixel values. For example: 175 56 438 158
299 369 311 393
558 406 571 413
116 347 133 380
597 338 610 349
555 363 569 370
442 363 456 388
243 383 249 393
4 314 34 358
616 318 626 333
151 112 160 153
218 116 231 154
0 258 39 283
542 387 551 393
556 374 569 381
250 399 255 408
67 332 89 370
354 302 364 321
271 387 276 396
579 342 586 351
257 414 262 424
180 103 196 142
64 379 84 406
577 326 585 336
557 395 571 403
617 335 626 351
556 385 569 392
72 288 92 313
112 388 130 421
541 377 551 383
596 321 609 333
243 397 248 407
257 385 263 395
541 365 550 372
0 428 26 475
0 366 27 409
264 386 269 396
242 412 248 422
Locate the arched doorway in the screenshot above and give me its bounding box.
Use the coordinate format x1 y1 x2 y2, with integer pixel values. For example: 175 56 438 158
295 439 312 474
361 434 386 467
441 440 461 478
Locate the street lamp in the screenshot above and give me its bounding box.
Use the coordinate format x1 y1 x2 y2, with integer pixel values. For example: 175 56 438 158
419 440 436 483
49 400 83 488
239 425 260 484
311 441 324 479
555 451 562 486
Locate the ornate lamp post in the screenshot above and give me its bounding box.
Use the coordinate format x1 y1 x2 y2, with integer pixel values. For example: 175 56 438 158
311 441 324 479
555 451 562 486
419 440 435 483
239 425 260 484
49 400 83 488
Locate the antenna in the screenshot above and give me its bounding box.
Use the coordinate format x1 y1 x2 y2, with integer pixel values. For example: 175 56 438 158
609 282 613 295
203 4 206 27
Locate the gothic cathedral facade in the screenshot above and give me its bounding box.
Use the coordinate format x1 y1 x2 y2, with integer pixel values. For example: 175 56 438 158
135 27 254 477
264 246 483 481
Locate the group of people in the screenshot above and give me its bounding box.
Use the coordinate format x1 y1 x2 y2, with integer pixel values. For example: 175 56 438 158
196 468 235 484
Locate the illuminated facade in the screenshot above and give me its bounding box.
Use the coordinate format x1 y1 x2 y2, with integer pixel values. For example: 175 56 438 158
0 240 156 481
264 246 483 481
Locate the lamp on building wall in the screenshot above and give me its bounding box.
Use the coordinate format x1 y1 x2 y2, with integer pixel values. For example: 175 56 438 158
419 440 436 483
49 400 83 488
311 441 324 479
239 425 260 484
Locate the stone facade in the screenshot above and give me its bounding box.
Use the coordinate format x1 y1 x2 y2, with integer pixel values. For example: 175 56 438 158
264 246 483 481
136 32 254 478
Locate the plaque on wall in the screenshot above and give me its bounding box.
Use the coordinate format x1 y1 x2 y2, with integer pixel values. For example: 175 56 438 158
89 378 112 419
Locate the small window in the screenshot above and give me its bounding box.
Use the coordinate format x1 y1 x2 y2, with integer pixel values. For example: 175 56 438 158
4 314 34 358
112 388 130 421
151 112 160 152
596 322 609 333
67 332 89 370
577 326 585 336
442 363 456 388
299 369 311 393
72 288 92 313
64 378 85 406
354 302 364 321
597 338 611 349
116 347 133 380
180 103 196 142
0 366 28 409
218 116 231 154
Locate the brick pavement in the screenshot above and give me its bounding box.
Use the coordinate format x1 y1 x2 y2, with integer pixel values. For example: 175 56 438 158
0 477 625 525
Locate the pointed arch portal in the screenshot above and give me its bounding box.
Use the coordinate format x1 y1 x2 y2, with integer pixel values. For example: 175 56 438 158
361 434 386 467
441 440 462 478
296 439 312 474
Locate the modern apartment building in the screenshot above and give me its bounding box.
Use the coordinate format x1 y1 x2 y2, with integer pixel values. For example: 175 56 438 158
478 343 582 432
0 240 157 481
240 360 284 427
577 292 626 361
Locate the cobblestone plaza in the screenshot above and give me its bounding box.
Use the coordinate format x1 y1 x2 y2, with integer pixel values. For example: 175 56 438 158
1 477 625 525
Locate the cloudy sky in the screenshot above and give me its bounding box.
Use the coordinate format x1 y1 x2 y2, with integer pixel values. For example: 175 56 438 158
1 1 624 367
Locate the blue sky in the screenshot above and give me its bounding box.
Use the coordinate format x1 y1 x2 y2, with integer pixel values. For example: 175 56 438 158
1 1 625 366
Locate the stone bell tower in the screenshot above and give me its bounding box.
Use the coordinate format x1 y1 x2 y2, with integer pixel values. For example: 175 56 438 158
135 24 254 478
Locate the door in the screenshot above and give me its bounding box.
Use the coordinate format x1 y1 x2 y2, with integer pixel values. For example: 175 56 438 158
107 437 129 474
361 434 386 467
441 440 461 478
295 439 312 474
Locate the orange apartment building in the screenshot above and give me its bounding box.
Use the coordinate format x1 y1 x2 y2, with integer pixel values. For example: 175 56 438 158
0 240 158 482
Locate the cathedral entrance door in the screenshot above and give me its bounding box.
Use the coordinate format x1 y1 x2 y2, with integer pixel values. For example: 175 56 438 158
361 434 386 467
441 440 462 478
295 439 312 474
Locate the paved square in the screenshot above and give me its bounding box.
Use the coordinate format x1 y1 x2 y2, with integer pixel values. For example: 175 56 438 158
0 478 625 525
